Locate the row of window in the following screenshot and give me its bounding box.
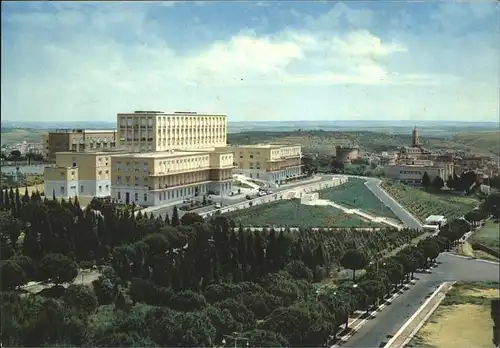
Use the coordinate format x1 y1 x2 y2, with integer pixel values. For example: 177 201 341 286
59 184 109 195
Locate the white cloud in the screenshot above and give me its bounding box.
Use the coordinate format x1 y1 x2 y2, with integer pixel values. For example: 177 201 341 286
1 2 498 122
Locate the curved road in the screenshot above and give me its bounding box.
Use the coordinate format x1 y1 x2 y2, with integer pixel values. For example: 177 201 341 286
342 252 499 348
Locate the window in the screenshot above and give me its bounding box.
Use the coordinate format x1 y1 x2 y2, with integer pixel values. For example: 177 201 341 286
99 186 102 192
60 186 65 195
118 192 121 200
144 193 148 202
106 185 109 190
135 192 139 201
80 185 84 193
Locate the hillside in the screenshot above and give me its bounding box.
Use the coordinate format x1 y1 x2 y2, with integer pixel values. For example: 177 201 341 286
451 131 500 156
227 130 496 156
1 128 46 146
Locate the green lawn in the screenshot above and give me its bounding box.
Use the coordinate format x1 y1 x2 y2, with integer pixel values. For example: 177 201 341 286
470 221 500 252
223 199 384 228
381 181 478 222
318 178 399 219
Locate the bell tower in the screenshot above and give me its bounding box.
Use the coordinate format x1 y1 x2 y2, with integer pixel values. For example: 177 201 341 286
412 126 420 147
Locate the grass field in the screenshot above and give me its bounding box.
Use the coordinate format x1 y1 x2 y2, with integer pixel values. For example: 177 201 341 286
451 131 500 157
227 130 499 157
1 128 46 145
470 221 500 253
381 181 478 222
318 178 399 219
222 199 383 228
408 281 499 348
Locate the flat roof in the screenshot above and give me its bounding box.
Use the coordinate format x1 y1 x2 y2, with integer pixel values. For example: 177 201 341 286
425 215 446 222
230 143 301 149
117 150 207 159
55 149 128 155
118 111 226 116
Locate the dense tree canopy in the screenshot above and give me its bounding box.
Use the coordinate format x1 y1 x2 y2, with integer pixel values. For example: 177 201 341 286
0 185 483 347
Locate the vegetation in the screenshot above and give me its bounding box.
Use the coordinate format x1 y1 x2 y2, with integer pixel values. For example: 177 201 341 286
408 281 499 348
227 130 499 157
222 199 384 228
470 221 500 253
318 178 399 219
0 183 461 347
381 181 478 222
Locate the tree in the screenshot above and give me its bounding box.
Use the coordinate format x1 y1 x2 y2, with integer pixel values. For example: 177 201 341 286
0 260 27 290
9 150 21 162
422 171 431 188
181 212 204 226
39 253 79 285
340 249 367 282
446 175 455 190
431 176 444 191
171 206 180 227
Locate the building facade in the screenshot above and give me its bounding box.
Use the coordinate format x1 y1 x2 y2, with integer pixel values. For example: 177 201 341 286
335 145 360 164
116 111 227 152
44 150 125 199
230 144 303 184
47 129 118 158
384 160 454 184
110 149 234 206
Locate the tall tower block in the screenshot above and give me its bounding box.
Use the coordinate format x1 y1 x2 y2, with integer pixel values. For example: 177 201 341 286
412 126 421 147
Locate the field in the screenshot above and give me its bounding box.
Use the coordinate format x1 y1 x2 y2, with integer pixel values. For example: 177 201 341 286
222 199 383 228
408 281 499 348
470 221 500 253
381 181 478 222
227 130 499 157
318 178 399 219
0 128 45 146
451 131 500 157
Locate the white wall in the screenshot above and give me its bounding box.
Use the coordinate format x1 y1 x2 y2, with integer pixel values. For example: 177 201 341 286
234 166 302 183
79 179 111 197
45 180 78 198
111 181 225 206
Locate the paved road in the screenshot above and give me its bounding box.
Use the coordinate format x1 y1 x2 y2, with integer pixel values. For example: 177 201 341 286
362 177 423 230
342 253 499 348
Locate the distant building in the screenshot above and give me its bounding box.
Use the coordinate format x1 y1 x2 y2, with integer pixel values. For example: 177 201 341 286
229 144 303 184
384 127 454 183
335 145 360 164
47 129 118 158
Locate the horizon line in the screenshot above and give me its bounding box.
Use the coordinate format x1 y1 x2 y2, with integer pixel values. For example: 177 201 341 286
2 119 499 124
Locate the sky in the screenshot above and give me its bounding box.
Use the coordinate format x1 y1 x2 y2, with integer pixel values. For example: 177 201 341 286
1 1 499 123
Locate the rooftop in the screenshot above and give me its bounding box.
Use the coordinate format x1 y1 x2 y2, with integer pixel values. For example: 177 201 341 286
425 215 446 222
52 129 116 134
230 143 300 149
118 111 226 116
118 150 207 159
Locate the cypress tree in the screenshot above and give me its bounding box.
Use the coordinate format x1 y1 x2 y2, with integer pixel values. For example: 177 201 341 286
171 206 180 227
164 213 170 225
22 187 30 204
0 189 4 210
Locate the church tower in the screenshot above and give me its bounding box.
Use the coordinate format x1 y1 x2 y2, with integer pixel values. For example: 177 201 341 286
412 126 421 147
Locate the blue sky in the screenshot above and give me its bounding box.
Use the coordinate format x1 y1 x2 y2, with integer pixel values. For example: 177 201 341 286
1 1 499 122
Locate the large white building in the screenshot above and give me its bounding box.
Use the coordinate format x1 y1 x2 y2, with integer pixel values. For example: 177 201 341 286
384 160 454 184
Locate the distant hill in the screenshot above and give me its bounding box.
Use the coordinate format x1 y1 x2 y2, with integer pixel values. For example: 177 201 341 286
450 132 500 156
227 130 500 157
1 128 45 146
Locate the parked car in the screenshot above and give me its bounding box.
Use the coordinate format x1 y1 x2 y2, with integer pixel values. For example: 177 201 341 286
214 203 221 209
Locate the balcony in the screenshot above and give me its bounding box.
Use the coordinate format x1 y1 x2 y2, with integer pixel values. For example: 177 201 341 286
266 163 304 172
150 166 211 176
149 180 213 191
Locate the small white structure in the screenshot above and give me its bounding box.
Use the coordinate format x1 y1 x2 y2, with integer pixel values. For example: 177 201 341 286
424 215 447 227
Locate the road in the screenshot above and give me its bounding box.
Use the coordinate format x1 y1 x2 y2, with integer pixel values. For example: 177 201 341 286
152 175 330 219
342 252 499 348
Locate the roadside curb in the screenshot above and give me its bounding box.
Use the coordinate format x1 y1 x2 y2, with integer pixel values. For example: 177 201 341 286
383 281 456 348
330 280 417 348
